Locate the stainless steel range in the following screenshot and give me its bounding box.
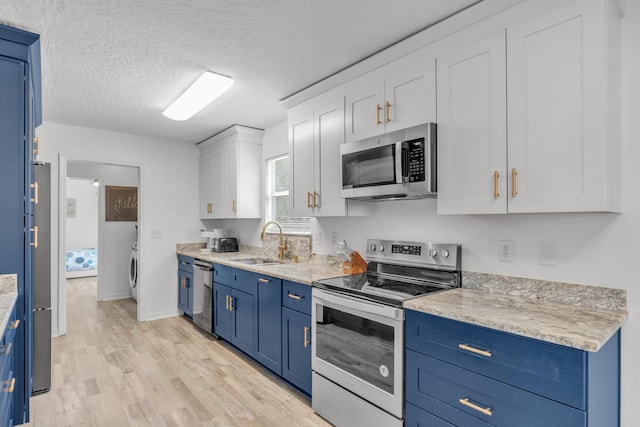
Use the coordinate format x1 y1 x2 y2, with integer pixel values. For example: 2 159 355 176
311 239 461 427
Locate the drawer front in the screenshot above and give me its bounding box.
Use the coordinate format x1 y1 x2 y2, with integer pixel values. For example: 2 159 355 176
406 402 458 427
231 268 258 295
406 350 585 427
282 280 311 315
405 310 586 409
177 255 194 272
213 263 232 286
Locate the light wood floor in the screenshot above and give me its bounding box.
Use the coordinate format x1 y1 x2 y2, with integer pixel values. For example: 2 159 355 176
26 277 330 426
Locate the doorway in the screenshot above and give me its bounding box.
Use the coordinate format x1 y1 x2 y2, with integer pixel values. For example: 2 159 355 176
57 158 142 335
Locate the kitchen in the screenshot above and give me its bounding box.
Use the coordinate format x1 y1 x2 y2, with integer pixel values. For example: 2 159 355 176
0 0 638 426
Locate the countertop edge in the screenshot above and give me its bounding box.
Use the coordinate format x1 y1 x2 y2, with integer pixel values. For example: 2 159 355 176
404 288 628 352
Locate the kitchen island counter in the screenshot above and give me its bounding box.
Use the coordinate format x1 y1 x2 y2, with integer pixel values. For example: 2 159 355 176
0 274 18 337
405 273 628 352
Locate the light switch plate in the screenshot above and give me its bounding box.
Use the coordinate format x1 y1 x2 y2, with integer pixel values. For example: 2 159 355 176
313 232 321 245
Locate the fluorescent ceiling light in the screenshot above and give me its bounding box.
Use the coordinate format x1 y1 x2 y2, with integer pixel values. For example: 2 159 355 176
163 71 234 121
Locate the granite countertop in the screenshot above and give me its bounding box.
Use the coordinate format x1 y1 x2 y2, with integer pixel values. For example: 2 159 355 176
177 245 345 285
0 274 19 336
404 274 628 352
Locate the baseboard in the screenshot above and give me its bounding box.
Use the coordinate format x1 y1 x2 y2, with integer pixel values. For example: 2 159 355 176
52 328 60 338
143 309 180 322
100 292 133 301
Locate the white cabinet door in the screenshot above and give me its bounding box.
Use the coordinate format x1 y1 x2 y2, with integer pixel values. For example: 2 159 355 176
199 152 215 219
507 0 620 213
210 149 225 219
314 100 346 217
344 73 385 143
383 52 436 134
223 144 238 218
289 112 315 217
437 31 507 215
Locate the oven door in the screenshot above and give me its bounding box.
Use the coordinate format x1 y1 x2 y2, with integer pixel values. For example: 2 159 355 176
312 288 404 418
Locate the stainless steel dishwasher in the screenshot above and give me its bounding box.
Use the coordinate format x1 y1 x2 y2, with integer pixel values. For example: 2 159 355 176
193 259 214 335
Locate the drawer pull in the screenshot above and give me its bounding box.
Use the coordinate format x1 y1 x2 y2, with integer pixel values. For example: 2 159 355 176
303 326 310 348
287 293 302 300
459 398 492 416
9 320 19 330
258 278 270 283
458 344 492 357
4 378 15 393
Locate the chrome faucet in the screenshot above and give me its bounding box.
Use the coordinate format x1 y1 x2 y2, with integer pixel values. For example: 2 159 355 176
260 221 288 261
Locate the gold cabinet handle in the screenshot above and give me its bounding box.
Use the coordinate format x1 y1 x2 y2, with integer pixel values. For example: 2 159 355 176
229 297 234 312
33 136 40 156
4 378 15 393
8 320 19 330
512 168 518 197
458 343 492 357
258 278 270 283
307 192 312 209
207 202 212 214
287 293 302 300
30 226 38 248
303 326 310 348
385 101 391 123
232 200 236 213
459 398 492 416
31 182 39 204
313 191 319 208
493 171 500 199
376 104 382 125
225 295 229 310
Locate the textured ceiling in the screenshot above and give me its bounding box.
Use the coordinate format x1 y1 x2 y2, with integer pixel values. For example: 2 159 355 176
1 0 479 143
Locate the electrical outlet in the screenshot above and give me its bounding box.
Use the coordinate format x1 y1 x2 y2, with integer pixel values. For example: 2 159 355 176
313 232 321 245
539 242 556 266
499 240 514 262
151 229 162 239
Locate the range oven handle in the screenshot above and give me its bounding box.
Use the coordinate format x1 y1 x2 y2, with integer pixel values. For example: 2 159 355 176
312 288 404 321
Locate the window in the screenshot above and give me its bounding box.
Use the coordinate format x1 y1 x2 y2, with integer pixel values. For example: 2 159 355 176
265 155 310 233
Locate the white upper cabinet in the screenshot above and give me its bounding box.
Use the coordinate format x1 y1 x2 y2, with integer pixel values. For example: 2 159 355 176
198 125 264 219
289 95 347 217
437 31 507 215
506 0 621 213
345 49 436 143
437 0 621 214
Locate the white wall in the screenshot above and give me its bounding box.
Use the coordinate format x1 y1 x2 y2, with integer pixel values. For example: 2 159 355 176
65 178 98 249
38 122 201 335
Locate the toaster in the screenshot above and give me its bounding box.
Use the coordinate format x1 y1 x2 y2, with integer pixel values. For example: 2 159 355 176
212 237 238 253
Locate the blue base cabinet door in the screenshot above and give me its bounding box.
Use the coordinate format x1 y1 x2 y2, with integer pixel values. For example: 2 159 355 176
213 283 232 341
255 275 282 375
230 289 255 356
281 307 311 395
177 269 193 317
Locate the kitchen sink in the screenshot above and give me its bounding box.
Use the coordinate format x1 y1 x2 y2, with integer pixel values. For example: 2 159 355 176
231 257 283 266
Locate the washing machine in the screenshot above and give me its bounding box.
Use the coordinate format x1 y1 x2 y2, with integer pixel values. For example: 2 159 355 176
129 240 138 301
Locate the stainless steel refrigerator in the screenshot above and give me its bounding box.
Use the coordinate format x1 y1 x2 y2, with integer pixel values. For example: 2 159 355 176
32 162 51 394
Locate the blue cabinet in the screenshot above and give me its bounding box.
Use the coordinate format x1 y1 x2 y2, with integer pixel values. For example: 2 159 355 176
177 255 194 317
0 23 42 425
214 268 257 356
405 309 621 426
0 306 18 426
281 280 312 396
255 274 283 375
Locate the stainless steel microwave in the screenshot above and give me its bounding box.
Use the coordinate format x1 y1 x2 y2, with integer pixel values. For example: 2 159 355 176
340 123 436 200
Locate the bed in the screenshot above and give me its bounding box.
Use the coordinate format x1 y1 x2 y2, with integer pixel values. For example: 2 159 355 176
66 247 98 278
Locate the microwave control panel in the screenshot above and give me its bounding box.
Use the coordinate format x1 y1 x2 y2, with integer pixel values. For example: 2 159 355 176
406 138 425 182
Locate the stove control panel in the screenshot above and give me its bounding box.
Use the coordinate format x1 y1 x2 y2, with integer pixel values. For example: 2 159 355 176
366 239 461 271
